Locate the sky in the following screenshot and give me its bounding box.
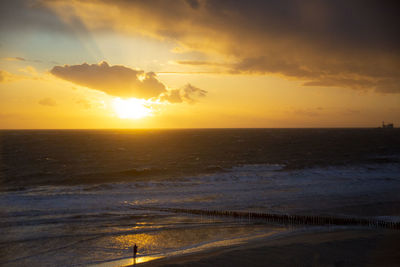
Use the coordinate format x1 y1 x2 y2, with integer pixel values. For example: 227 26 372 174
0 0 399 129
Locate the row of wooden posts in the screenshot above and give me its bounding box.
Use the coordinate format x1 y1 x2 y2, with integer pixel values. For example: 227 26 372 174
134 206 400 230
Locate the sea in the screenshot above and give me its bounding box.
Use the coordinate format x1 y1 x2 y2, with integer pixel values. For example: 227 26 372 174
1 129 399 266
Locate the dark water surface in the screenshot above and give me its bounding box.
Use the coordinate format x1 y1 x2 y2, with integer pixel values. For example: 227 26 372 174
1 128 399 188
0 129 399 266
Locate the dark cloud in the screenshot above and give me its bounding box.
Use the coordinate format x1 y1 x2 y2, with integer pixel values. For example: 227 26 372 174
0 0 67 33
38 97 57 106
235 56 400 93
51 61 167 99
43 0 400 93
185 0 200 9
160 84 207 103
5 1 398 92
1 0 104 63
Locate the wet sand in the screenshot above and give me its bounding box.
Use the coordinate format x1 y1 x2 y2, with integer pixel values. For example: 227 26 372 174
140 228 400 267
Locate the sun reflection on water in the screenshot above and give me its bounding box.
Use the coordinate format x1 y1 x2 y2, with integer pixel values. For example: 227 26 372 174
88 217 285 267
114 233 161 253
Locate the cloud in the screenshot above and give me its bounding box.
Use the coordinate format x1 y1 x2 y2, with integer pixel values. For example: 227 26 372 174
0 70 17 82
176 60 227 67
0 70 10 82
1 56 48 64
0 0 69 33
43 0 400 93
2 57 26 61
185 0 200 9
51 61 206 102
51 61 167 99
38 97 57 106
177 60 213 66
0 67 45 83
159 84 207 103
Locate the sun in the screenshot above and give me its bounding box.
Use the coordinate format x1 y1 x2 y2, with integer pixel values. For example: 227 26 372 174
113 98 152 119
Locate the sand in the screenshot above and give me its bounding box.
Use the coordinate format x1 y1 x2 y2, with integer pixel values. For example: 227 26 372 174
139 228 400 267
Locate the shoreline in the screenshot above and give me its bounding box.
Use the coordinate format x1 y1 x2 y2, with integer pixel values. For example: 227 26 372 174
138 227 400 267
89 227 291 267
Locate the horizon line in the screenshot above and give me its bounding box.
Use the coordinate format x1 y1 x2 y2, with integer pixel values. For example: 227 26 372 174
0 127 395 131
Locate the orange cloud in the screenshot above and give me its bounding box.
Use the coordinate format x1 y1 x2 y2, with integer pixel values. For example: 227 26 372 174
51 61 207 102
51 61 167 99
159 84 207 104
0 70 18 82
2 57 26 61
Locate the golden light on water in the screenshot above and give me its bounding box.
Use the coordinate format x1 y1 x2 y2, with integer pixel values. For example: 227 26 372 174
113 98 153 119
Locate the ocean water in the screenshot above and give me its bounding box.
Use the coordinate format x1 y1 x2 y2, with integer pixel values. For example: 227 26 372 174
1 129 400 266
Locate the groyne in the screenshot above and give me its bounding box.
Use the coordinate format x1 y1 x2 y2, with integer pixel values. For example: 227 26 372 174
133 206 400 230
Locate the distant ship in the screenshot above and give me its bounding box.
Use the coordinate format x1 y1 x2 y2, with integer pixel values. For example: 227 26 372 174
381 121 394 128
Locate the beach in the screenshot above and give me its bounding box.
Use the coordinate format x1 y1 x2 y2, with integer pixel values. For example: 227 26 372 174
142 228 400 267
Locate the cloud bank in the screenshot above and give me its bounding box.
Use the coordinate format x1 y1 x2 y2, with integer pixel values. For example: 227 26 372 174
44 0 400 93
51 61 206 102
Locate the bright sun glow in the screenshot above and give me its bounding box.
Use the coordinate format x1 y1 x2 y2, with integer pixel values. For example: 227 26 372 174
113 98 152 119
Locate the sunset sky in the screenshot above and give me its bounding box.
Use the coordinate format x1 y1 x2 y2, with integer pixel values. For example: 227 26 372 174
0 0 399 128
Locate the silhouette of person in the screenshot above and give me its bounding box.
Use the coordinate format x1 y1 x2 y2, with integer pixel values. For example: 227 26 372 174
133 243 138 259
133 243 138 266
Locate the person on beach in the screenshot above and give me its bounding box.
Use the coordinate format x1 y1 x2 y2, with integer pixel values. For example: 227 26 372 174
133 244 138 259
